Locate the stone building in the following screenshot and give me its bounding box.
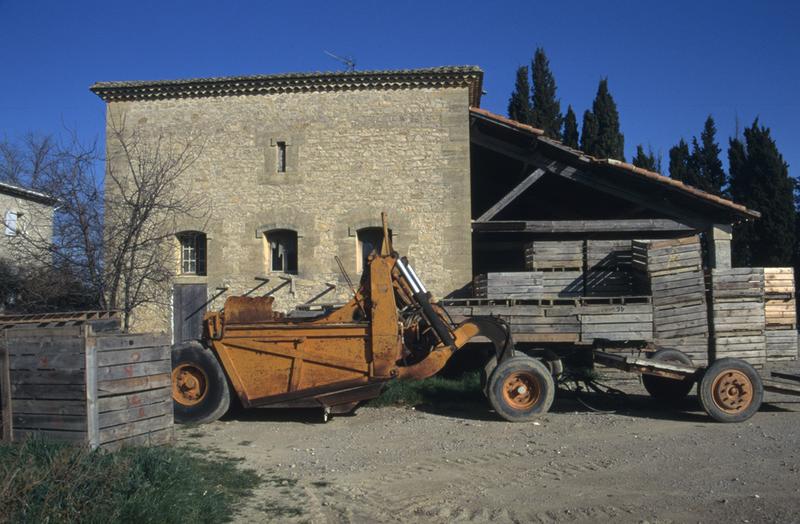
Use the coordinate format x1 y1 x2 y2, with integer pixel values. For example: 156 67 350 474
91 66 758 342
91 67 482 339
0 181 56 263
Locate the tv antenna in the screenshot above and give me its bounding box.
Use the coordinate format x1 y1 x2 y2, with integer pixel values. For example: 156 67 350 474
324 50 356 71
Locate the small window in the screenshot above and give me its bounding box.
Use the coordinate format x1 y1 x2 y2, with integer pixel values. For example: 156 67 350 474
277 141 287 173
177 232 207 275
4 211 18 236
266 229 297 274
357 227 391 273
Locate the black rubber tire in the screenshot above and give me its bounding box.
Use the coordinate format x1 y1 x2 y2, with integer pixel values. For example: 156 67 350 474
487 356 555 422
642 348 695 403
699 358 763 423
480 356 499 396
171 342 231 425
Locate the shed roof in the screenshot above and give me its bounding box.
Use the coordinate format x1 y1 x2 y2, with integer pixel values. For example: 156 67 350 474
469 107 760 220
91 66 484 106
0 181 57 206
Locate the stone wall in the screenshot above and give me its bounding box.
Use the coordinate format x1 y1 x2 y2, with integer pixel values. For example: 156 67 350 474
104 86 473 334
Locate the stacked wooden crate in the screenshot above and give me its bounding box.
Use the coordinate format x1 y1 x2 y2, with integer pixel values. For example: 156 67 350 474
473 272 543 299
525 241 583 270
632 236 709 364
585 240 634 296
710 268 766 366
579 302 653 342
2 322 173 450
764 268 798 361
445 303 581 343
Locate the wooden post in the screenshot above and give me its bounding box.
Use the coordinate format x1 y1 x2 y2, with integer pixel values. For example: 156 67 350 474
84 326 100 449
708 224 733 269
1 337 12 442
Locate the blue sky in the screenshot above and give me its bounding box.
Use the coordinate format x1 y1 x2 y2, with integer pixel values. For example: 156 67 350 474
1 0 798 180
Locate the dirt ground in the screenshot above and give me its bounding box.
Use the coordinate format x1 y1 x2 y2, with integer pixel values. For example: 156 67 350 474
180 376 800 524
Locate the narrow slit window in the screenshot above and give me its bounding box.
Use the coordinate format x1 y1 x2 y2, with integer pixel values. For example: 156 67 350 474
4 211 18 236
277 141 287 173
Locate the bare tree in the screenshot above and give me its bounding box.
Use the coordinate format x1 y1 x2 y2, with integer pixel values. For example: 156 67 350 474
104 116 209 329
1 122 209 327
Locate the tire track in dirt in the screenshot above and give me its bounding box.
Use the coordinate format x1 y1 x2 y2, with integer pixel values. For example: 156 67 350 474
314 448 616 522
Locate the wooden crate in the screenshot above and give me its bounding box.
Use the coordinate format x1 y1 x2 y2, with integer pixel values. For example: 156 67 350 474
713 335 767 367
584 269 634 297
654 336 709 366
524 241 584 270
765 298 796 329
765 330 799 361
653 302 709 339
632 236 702 276
586 240 632 270
764 267 795 296
3 323 173 450
473 272 544 299
649 270 707 308
711 268 765 300
1 347 10 442
462 304 581 343
579 303 653 342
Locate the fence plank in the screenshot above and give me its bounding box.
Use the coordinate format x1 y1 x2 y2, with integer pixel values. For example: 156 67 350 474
1 346 12 441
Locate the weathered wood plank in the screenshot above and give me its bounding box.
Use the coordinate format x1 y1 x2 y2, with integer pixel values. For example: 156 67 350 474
12 399 86 416
1 346 11 441
97 373 171 396
96 346 170 367
97 387 171 413
92 333 170 352
11 383 86 400
99 400 173 429
13 413 87 432
98 413 173 444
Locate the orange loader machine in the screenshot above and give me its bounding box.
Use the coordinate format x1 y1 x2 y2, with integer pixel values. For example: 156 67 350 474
171 214 556 424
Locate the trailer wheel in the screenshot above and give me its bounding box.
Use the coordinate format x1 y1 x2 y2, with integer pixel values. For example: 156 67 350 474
487 356 554 421
642 349 695 403
172 342 231 425
699 358 763 423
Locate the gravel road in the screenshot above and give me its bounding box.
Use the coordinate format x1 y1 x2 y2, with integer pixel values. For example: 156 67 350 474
180 379 800 523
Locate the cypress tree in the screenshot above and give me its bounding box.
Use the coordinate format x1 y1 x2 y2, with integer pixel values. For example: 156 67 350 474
632 144 660 172
530 48 562 139
507 66 532 124
583 79 624 160
669 138 702 187
696 115 726 196
580 110 598 155
562 105 579 149
729 119 795 267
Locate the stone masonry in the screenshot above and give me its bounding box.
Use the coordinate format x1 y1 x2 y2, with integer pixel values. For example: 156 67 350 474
93 67 481 335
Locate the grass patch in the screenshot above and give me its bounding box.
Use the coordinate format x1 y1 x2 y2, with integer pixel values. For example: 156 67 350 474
369 371 483 408
0 438 263 524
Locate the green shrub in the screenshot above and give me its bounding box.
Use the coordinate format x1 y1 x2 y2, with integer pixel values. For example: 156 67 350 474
0 439 262 524
369 371 483 408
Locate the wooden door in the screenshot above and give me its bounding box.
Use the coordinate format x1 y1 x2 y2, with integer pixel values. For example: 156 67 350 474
173 284 208 344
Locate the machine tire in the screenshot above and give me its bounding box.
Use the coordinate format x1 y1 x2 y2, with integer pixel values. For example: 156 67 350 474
699 358 763 423
487 356 555 422
642 349 695 403
171 342 231 425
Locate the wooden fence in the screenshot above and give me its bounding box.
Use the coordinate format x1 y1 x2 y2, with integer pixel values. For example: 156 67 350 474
0 322 173 450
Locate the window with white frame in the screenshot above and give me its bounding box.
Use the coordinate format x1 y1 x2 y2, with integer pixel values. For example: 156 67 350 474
357 227 391 273
177 232 207 275
266 229 298 274
4 211 18 236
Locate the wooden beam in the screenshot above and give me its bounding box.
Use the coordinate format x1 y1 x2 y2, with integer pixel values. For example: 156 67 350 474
1 343 12 442
471 129 536 163
476 168 546 222
531 157 710 228
472 219 696 234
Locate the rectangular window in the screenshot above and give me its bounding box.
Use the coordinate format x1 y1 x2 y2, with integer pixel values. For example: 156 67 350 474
277 141 287 173
4 211 18 236
267 230 298 274
178 232 207 276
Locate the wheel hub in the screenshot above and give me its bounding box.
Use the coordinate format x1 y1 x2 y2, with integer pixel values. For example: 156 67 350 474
502 372 540 410
711 370 753 414
172 364 209 406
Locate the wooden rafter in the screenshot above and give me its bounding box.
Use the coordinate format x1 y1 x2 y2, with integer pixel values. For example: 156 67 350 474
476 168 546 222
